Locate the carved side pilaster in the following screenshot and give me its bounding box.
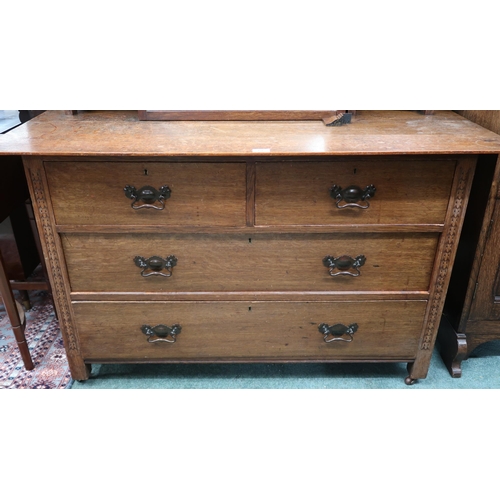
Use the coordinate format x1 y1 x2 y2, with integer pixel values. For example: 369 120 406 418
409 157 476 381
27 164 79 352
420 167 469 350
29 168 78 351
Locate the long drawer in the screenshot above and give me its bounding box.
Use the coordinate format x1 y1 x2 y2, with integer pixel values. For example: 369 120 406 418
73 300 427 361
44 161 247 226
62 232 439 292
255 159 456 226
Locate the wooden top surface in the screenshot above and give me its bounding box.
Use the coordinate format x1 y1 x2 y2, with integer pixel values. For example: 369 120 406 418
1 110 500 157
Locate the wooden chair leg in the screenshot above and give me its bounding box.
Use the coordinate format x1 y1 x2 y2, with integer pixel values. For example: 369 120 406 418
0 249 34 370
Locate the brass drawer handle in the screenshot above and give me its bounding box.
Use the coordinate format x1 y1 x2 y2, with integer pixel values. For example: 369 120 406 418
141 324 182 343
134 255 177 277
318 323 358 343
323 254 366 277
124 184 172 210
329 184 376 209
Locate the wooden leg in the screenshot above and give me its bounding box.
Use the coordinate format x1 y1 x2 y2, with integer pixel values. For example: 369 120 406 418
11 322 34 370
437 316 467 378
71 362 92 381
0 249 34 370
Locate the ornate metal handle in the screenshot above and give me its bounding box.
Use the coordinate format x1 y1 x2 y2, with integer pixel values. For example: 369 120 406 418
134 255 177 277
124 185 171 210
318 323 358 343
329 184 376 209
323 255 366 277
141 324 182 343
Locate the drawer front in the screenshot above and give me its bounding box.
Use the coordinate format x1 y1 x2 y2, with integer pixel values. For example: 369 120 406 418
63 233 439 293
255 159 456 226
74 300 427 360
45 161 246 226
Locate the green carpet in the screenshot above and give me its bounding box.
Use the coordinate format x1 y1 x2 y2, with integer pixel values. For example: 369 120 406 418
71 340 500 389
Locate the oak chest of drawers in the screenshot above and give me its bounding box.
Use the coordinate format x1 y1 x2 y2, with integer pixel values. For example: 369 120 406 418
3 110 500 383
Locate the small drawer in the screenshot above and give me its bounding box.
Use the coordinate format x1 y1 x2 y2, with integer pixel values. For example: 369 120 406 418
73 300 427 361
44 161 247 226
255 159 456 226
63 232 439 293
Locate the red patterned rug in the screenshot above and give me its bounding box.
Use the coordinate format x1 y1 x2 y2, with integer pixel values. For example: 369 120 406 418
0 289 72 389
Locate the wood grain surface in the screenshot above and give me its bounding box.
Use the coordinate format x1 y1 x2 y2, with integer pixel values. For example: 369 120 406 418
73 300 427 361
256 158 456 226
44 161 246 226
62 232 439 293
138 110 343 122
7 111 494 381
456 111 500 135
2 110 500 156
468 201 500 321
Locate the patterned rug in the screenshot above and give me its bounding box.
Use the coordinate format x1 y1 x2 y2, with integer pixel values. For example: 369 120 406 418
0 288 72 389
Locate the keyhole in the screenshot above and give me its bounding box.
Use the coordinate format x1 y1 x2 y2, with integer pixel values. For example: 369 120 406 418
353 168 357 174
248 307 252 311
144 169 148 175
248 238 252 243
